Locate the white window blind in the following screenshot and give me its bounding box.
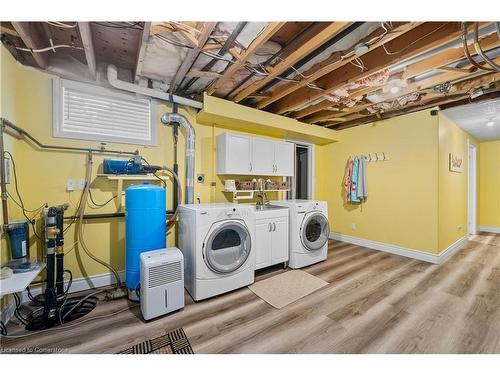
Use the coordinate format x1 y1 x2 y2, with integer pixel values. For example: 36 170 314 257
53 79 155 145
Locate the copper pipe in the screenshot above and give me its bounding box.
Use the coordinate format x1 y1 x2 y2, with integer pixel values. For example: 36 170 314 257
0 119 9 227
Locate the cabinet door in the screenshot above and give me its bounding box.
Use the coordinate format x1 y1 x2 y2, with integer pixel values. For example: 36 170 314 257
251 138 275 175
274 142 294 176
225 134 252 174
271 218 289 263
255 220 272 270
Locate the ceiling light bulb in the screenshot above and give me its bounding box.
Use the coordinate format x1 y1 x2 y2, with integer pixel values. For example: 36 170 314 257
390 86 400 94
486 121 495 127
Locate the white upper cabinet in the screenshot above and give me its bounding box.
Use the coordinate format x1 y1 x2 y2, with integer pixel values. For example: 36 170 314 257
217 132 294 176
251 138 275 175
217 133 252 175
274 141 294 176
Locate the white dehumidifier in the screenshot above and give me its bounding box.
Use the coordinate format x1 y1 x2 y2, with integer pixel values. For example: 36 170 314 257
140 247 184 320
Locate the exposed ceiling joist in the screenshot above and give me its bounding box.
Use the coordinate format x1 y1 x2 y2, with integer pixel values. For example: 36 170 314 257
268 22 471 115
205 22 286 96
185 70 221 78
300 29 500 121
11 22 49 68
169 22 217 94
78 22 97 80
255 22 421 110
231 22 352 103
134 22 151 83
325 66 500 126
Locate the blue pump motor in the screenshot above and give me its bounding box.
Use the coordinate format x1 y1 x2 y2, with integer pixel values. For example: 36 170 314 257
125 183 166 301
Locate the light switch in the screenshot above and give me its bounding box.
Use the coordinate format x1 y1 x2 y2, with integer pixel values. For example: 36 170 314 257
78 179 86 191
67 178 75 192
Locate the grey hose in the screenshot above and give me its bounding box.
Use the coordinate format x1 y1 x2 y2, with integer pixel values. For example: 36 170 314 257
77 152 121 287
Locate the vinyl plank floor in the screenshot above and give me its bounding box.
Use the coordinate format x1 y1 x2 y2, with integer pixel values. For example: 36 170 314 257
2 233 500 354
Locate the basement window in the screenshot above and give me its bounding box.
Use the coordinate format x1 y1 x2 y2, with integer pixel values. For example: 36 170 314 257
53 78 156 146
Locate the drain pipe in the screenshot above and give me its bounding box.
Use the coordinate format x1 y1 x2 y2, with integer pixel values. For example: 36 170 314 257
107 65 203 109
160 113 195 204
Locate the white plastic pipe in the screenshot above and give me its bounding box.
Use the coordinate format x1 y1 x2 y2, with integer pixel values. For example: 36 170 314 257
106 65 203 109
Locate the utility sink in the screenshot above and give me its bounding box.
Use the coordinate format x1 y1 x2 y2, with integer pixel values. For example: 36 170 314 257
253 204 289 220
254 204 286 211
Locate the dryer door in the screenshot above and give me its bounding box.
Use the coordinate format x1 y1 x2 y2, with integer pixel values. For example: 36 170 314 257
203 220 252 274
300 212 330 252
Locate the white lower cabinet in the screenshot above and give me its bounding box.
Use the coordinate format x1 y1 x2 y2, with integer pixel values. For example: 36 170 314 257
255 209 289 270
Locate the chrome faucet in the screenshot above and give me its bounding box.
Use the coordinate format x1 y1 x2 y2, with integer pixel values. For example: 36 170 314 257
256 191 269 209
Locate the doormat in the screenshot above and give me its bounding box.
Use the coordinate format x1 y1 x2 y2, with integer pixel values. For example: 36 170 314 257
119 328 194 354
248 270 328 309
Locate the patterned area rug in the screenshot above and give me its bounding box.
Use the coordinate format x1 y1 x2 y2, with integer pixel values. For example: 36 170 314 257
119 328 194 354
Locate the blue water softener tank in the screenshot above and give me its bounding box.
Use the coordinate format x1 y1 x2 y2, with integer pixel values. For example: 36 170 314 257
125 183 166 301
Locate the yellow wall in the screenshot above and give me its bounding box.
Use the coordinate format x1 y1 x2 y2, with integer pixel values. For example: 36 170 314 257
479 140 500 229
438 114 478 251
0 45 287 289
316 110 440 254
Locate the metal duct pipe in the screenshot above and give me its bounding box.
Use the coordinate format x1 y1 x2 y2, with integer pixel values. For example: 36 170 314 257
107 65 203 109
160 113 196 204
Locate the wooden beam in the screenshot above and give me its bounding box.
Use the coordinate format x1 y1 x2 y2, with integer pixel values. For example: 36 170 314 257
77 22 97 80
0 23 18 37
205 22 286 95
11 22 49 68
267 22 468 115
322 68 500 127
255 22 421 109
133 22 151 83
294 26 499 120
185 70 221 78
402 30 500 79
169 22 217 94
231 22 352 103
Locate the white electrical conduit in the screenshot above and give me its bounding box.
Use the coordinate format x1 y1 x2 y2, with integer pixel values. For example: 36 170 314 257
16 45 84 53
106 65 203 109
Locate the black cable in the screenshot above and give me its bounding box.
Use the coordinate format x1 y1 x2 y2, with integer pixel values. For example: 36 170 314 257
58 269 73 324
139 157 167 189
63 186 86 234
3 151 41 240
88 189 117 208
0 320 7 336
91 22 143 30
13 293 29 326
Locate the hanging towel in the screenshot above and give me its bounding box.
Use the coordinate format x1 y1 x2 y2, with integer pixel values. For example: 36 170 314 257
350 156 361 203
343 157 353 203
357 156 368 200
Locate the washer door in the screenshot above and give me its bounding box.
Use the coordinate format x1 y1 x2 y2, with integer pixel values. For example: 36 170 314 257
300 212 330 251
203 220 251 274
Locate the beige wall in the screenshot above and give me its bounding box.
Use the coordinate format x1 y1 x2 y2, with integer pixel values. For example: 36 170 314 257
438 114 478 251
316 110 440 254
479 140 500 229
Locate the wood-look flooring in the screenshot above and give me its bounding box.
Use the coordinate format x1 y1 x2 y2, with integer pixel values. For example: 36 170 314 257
2 232 500 354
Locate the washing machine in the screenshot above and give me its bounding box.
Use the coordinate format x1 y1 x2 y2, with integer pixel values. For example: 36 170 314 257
178 203 255 301
270 200 330 269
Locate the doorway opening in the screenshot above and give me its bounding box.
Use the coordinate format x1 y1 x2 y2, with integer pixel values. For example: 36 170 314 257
286 142 314 200
468 140 478 235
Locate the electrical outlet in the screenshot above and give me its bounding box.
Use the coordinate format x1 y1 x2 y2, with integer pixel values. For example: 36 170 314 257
78 179 86 191
351 223 356 230
67 178 75 192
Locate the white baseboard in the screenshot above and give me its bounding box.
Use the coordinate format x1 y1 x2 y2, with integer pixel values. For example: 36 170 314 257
1 297 16 325
19 270 125 303
329 232 468 265
479 226 500 234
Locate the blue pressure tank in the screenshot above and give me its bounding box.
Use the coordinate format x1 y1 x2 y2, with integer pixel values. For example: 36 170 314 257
125 183 166 301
